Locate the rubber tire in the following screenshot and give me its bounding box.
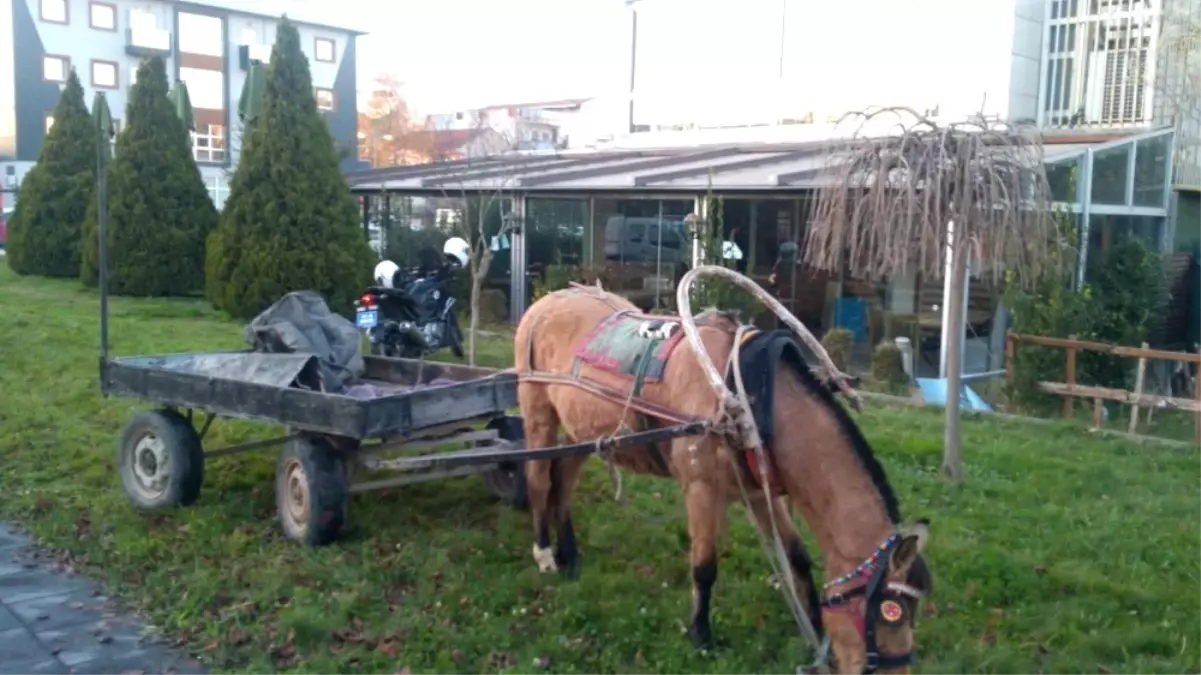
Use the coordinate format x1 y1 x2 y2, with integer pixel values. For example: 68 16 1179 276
117 409 205 511
448 314 466 359
479 416 529 510
275 436 349 547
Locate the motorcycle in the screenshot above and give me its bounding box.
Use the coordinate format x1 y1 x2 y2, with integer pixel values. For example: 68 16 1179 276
354 238 470 359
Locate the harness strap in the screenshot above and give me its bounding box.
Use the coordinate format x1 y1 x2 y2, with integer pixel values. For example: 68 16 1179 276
629 334 672 475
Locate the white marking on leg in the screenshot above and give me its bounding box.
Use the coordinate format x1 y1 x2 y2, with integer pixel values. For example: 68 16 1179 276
532 543 558 573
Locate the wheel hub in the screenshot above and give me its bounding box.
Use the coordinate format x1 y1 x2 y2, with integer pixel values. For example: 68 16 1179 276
131 434 169 495
282 458 310 529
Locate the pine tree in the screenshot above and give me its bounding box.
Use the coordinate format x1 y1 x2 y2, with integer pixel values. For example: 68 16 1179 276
205 17 374 319
5 70 96 277
80 57 217 295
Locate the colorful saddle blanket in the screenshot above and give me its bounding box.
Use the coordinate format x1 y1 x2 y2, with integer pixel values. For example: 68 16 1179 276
572 310 687 383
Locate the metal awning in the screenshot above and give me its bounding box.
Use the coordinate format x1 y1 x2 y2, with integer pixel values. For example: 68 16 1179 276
345 129 1174 197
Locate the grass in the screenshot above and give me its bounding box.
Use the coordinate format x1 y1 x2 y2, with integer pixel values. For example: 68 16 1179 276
0 264 1198 674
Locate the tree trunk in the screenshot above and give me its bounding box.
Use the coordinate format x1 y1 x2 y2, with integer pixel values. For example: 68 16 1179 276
468 269 481 366
940 242 968 483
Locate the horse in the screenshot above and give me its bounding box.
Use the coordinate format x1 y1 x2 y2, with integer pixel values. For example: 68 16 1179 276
513 283 933 674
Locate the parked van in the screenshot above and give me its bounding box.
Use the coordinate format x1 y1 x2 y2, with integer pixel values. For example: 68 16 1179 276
603 215 688 263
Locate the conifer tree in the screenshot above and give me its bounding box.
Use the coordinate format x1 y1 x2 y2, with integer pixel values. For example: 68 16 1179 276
206 17 373 318
80 57 217 295
5 70 95 277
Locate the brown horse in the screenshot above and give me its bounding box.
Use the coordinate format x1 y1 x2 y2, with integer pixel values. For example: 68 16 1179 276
514 286 932 674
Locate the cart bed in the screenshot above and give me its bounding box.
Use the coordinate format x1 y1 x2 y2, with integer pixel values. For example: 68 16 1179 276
101 352 517 440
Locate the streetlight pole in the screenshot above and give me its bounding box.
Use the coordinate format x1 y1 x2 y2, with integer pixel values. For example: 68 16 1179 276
626 0 643 134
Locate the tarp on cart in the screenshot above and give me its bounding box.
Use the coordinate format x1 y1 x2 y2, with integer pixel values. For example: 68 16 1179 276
243 291 365 393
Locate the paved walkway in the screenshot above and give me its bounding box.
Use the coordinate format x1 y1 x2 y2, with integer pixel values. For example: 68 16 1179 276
0 524 205 674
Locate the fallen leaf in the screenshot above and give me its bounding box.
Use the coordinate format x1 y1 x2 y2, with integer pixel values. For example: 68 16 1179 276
202 639 219 653
635 650 647 667
1034 565 1048 575
451 648 464 663
395 668 412 675
963 582 977 600
1098 665 1112 674
377 639 401 657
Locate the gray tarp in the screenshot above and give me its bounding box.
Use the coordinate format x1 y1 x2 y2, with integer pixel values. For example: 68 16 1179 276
244 291 365 394
122 352 324 390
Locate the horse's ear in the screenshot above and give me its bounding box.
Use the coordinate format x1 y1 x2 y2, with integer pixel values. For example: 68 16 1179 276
889 518 930 574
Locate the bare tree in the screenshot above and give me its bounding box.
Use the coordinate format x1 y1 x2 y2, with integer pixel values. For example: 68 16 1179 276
439 124 522 365
805 106 1055 483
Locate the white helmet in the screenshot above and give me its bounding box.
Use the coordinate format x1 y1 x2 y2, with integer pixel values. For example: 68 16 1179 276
373 260 400 288
443 237 470 267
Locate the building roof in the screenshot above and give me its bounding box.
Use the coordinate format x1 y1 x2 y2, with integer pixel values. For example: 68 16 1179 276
345 128 1173 196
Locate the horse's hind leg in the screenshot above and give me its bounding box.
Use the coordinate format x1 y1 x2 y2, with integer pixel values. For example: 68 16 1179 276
520 383 561 574
548 453 588 577
745 493 822 634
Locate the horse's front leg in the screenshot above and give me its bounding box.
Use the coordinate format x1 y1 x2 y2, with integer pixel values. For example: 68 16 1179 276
683 477 721 651
746 492 823 635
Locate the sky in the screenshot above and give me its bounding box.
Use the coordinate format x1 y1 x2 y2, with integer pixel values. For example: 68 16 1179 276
343 0 1026 125
352 0 627 115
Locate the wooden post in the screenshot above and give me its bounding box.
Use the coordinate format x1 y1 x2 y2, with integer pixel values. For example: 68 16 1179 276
1127 342 1148 434
1064 335 1078 419
1092 397 1104 429
1195 365 1200 446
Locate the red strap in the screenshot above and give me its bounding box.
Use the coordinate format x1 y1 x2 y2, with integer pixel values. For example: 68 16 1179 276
744 445 784 495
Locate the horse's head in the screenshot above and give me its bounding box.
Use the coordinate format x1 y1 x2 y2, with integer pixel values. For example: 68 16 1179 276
823 521 933 674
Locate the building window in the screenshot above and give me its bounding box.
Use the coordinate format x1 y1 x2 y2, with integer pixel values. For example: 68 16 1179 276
40 0 67 24
178 67 225 110
207 174 229 209
130 64 139 86
130 8 157 32
89 2 116 30
43 55 69 83
44 114 55 134
314 38 335 63
178 12 224 58
91 60 118 89
193 124 226 163
315 88 335 111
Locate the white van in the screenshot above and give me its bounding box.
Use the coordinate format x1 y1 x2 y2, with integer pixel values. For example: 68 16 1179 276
603 215 688 263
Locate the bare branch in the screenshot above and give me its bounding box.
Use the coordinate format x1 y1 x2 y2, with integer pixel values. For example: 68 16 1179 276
804 107 1056 286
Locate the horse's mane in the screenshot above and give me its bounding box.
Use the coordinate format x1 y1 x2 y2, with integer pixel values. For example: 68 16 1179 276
779 344 902 524
691 310 901 523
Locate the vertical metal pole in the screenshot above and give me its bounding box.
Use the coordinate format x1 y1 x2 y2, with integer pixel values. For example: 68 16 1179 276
509 195 527 323
361 194 370 239
627 5 639 134
938 220 955 379
1077 148 1095 288
97 136 109 382
654 200 663 309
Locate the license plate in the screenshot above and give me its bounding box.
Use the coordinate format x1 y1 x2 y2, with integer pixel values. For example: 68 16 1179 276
356 309 378 329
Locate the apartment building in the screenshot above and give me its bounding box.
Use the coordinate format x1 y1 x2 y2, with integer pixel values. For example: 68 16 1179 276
425 98 591 151
0 0 366 209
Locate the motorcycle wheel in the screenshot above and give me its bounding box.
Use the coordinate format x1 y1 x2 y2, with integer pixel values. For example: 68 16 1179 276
447 314 465 359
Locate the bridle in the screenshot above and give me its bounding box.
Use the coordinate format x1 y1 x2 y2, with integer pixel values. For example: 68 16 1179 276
819 534 926 674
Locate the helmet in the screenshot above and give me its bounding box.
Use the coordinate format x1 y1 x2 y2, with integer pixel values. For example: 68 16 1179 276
443 237 470 267
373 260 400 288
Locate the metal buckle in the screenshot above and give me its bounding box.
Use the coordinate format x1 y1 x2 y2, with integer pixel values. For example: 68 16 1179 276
823 592 845 608
863 651 879 674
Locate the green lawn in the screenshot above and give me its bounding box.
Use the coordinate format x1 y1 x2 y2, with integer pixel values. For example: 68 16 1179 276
0 265 1198 674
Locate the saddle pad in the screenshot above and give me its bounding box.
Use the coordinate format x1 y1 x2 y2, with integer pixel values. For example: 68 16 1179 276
573 311 686 383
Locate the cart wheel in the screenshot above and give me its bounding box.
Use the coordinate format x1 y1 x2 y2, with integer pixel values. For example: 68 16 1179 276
117 409 205 511
480 416 528 510
275 436 349 546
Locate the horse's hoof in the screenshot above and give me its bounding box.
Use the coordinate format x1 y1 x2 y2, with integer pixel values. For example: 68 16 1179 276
687 624 713 652
557 559 580 580
532 544 558 574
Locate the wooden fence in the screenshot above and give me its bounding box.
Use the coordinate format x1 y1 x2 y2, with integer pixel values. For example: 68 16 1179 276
1004 332 1201 443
